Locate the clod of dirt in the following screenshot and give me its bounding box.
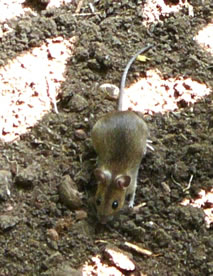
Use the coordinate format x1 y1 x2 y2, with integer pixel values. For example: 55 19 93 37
173 160 189 181
67 94 89 112
14 162 41 188
120 219 146 241
59 175 83 210
154 228 172 247
55 217 73 233
0 215 20 231
176 205 205 230
51 264 82 276
41 252 64 273
88 59 102 71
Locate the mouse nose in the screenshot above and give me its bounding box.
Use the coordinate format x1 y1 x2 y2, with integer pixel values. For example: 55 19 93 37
98 214 114 224
98 215 108 224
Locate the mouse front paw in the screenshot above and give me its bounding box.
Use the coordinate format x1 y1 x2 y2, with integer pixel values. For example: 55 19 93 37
126 192 135 208
128 201 134 208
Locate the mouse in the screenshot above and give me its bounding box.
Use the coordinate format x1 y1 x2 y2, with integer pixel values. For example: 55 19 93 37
91 45 153 223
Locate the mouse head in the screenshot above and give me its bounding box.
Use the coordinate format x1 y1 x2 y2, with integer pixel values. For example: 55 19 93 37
94 168 131 224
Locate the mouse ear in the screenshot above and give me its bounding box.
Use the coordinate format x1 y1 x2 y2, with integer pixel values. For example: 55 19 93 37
94 168 107 183
115 175 131 189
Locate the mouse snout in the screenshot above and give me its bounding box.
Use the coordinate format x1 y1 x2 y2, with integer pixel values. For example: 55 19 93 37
97 214 112 224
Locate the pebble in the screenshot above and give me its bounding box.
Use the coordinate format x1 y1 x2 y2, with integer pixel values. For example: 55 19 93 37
14 162 41 188
47 228 59 241
59 175 83 210
68 94 88 112
74 129 87 140
99 83 119 100
75 210 87 221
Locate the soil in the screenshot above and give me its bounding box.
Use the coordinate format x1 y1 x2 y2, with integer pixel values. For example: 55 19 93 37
0 1 213 275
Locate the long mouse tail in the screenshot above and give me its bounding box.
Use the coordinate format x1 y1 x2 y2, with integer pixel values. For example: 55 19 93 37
118 44 153 111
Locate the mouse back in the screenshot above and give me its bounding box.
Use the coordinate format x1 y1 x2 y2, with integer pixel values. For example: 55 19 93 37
91 110 148 171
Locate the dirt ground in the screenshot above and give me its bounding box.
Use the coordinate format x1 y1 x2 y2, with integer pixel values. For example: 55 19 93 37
0 0 213 275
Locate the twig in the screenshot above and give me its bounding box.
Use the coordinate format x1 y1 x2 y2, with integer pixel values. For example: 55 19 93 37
172 174 193 193
183 175 193 193
72 12 101 16
124 242 153 256
171 174 182 188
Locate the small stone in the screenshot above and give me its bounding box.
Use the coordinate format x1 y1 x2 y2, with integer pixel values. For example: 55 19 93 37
75 210 87 220
47 228 59 241
59 175 83 210
68 94 88 112
74 129 87 140
161 182 171 194
99 83 119 100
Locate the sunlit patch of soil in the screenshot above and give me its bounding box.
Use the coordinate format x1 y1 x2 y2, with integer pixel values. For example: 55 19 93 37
0 36 77 142
122 69 211 114
181 188 213 228
194 23 213 55
0 0 73 37
0 0 35 23
141 0 193 27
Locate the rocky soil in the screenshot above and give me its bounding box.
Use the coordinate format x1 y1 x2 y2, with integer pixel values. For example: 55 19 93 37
0 1 212 275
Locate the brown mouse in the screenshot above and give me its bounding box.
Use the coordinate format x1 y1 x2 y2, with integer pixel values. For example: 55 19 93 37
91 45 153 223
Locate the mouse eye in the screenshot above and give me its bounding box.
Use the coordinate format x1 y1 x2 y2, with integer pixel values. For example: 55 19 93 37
112 200 118 209
96 198 101 206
